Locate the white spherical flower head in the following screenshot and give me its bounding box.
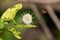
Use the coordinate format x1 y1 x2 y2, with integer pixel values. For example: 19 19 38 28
22 14 32 25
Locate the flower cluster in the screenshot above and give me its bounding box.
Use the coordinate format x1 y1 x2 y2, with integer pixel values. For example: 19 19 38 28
22 14 32 25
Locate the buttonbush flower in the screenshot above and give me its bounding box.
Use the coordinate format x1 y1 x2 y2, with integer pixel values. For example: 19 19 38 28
22 14 32 25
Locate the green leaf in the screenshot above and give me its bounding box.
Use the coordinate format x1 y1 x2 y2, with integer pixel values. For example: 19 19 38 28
0 19 5 29
8 27 21 39
1 4 22 21
16 24 37 28
0 30 17 40
0 38 3 40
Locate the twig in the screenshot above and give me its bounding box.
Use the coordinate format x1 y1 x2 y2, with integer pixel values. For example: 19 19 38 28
30 3 54 40
45 4 60 30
